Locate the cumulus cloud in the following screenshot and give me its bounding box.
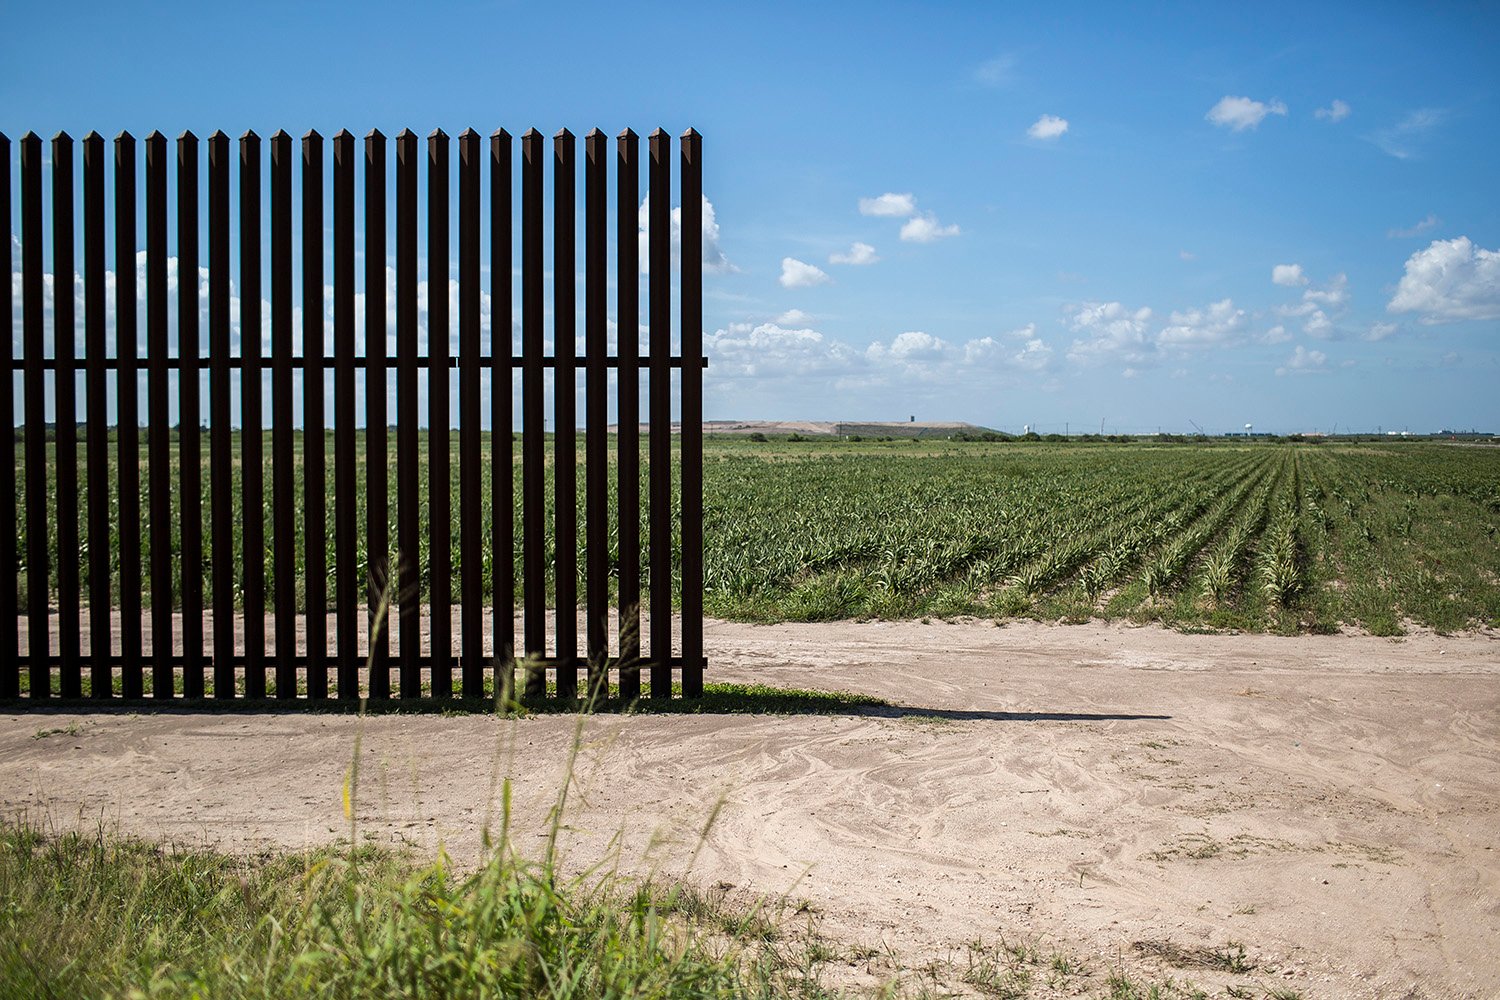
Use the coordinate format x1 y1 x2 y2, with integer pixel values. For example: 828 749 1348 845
1364 322 1398 342
1315 99 1351 122
900 214 960 243
636 194 734 274
1276 345 1329 376
1272 263 1308 287
1303 273 1349 309
1157 299 1247 348
1387 214 1440 239
858 192 916 217
1027 114 1069 140
779 257 830 289
705 321 862 377
1262 324 1292 345
829 241 879 266
1388 237 1500 322
1206 95 1288 131
873 330 949 362
774 308 811 325
705 317 1053 388
1065 301 1154 366
964 331 1053 371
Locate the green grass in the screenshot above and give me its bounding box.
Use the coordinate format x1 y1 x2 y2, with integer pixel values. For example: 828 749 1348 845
11 433 1499 635
0 819 802 1000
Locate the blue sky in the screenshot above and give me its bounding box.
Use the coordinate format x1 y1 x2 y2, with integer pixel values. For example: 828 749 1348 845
5 0 1499 434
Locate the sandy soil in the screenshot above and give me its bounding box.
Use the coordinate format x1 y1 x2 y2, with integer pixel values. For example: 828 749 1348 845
3 618 1497 999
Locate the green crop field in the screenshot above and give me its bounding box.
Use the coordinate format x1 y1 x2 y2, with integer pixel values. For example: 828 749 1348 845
10 435 1500 636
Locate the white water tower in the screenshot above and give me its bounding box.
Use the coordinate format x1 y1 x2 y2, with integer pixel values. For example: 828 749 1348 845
1244 423 1253 437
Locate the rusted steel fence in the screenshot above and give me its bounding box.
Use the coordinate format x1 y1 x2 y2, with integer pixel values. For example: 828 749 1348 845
1 125 706 702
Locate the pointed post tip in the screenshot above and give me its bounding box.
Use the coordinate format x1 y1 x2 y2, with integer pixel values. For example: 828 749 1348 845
490 127 511 141
302 128 323 141
428 127 448 140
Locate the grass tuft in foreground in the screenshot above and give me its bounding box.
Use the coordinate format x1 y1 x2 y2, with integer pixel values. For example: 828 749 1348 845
0 819 801 1000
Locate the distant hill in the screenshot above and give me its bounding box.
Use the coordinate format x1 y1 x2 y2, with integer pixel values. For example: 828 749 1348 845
701 420 999 439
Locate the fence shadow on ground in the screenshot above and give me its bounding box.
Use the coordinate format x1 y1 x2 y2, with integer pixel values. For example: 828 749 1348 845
0 681 1170 723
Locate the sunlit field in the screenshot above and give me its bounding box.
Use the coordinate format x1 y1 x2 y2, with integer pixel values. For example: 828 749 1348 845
11 434 1499 635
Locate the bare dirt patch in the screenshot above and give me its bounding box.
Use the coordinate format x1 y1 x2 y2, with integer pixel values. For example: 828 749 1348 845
3 618 1497 998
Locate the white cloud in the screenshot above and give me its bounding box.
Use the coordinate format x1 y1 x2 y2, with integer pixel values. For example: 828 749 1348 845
1027 114 1069 140
872 330 949 362
779 257 830 289
1206 95 1288 132
1065 301 1154 366
1372 108 1445 160
1303 309 1333 338
636 194 734 274
1315 99 1351 122
1304 273 1349 308
1272 263 1308 287
858 192 916 217
1388 214 1440 239
1388 236 1500 322
900 214 960 243
1365 322 1398 342
705 321 862 378
774 308 810 325
1262 324 1292 344
1276 345 1328 376
829 241 879 266
1157 298 1247 348
1179 250 1197 261
974 54 1016 87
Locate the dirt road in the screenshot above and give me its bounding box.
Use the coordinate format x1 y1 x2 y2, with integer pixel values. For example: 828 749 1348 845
3 619 1497 998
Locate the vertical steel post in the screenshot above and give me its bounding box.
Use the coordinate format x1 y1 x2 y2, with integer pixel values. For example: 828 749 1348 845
490 129 514 699
207 131 234 698
0 135 14 700
51 132 81 698
679 129 704 698
116 132 143 699
20 134 50 697
427 129 452 698
395 130 420 699
238 131 266 699
145 131 173 698
333 130 358 699
615 129 641 702
269 130 296 699
583 128 608 698
177 131 204 699
520 128 545 698
553 129 577 700
83 133 111 697
647 128 671 699
363 130 390 698
302 130 327 699
458 128 483 699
